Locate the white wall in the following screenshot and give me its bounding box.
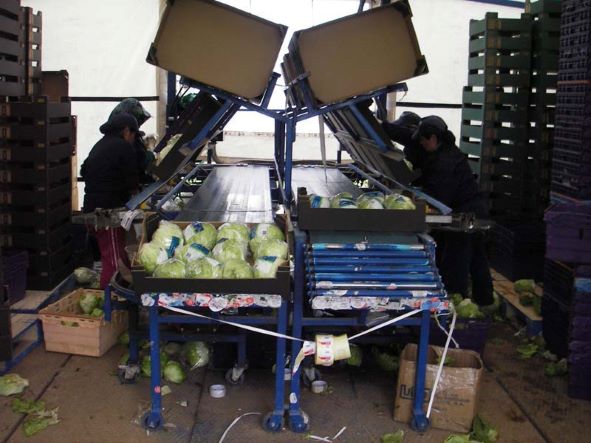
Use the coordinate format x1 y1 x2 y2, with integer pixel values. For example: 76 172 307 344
22 0 524 167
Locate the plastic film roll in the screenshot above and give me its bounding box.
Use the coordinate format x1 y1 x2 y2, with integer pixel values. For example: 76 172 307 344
314 334 351 366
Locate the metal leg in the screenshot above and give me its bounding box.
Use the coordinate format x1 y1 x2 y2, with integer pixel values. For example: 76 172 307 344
226 333 248 386
128 304 140 363
144 302 163 430
288 230 309 433
411 308 431 432
104 285 112 322
284 119 296 204
263 301 287 432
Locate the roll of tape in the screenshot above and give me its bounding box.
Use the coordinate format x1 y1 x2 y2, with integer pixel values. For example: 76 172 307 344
314 334 351 367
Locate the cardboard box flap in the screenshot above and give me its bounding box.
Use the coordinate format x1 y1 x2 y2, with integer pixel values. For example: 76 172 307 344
148 0 287 101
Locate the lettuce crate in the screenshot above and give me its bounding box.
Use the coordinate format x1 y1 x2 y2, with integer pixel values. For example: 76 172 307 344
39 288 127 357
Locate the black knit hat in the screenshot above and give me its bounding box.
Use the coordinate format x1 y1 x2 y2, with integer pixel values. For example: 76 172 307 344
99 112 140 135
393 111 421 129
412 115 448 141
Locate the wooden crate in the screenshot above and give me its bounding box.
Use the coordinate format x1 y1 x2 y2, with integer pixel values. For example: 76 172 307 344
39 288 127 357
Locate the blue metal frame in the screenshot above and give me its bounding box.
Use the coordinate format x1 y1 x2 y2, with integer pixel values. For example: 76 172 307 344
1 276 76 375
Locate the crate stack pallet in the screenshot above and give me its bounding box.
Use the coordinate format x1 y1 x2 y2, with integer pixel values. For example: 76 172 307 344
0 1 74 291
541 0 591 402
460 13 548 280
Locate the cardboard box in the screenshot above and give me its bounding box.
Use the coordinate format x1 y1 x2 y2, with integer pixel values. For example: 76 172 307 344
39 289 127 357
394 344 483 433
148 0 287 101
288 1 427 105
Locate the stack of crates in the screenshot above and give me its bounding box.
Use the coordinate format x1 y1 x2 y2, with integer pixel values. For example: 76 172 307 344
0 0 74 290
460 12 549 279
528 0 561 212
542 0 591 401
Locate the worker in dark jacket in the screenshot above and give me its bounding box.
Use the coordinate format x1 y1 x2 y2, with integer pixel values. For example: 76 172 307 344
382 111 424 171
411 116 493 306
81 113 140 288
109 98 155 184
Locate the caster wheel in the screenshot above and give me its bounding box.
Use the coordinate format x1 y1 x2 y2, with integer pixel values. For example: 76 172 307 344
410 415 429 433
301 367 321 388
118 364 140 384
225 368 246 385
289 411 310 433
142 412 162 430
262 412 284 432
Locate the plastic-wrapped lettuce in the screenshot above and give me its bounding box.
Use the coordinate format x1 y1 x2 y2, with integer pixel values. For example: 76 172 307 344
79 292 100 315
357 191 385 204
253 239 288 263
186 257 222 279
164 342 182 357
309 194 331 208
330 192 357 209
212 239 246 263
0 374 29 396
163 360 186 384
182 341 210 369
217 223 250 244
183 222 217 250
222 259 254 279
152 220 184 254
251 223 285 242
153 258 186 278
383 193 416 210
139 241 168 273
174 243 210 264
141 352 169 377
91 308 104 318
358 198 384 210
254 257 281 278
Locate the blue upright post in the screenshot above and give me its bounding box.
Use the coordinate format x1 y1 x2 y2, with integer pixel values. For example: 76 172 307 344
103 285 112 322
411 308 431 432
275 119 285 176
288 230 309 432
146 299 163 429
284 119 296 204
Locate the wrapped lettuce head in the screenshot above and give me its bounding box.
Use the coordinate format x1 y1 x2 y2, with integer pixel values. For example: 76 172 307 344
357 191 385 204
216 223 250 244
253 257 281 278
174 243 210 264
222 259 253 279
212 239 246 263
251 223 285 242
138 241 168 273
152 220 184 253
358 198 384 210
74 267 98 285
309 194 331 208
183 222 217 250
254 239 289 263
330 192 357 209
186 257 222 279
153 258 186 278
383 193 416 210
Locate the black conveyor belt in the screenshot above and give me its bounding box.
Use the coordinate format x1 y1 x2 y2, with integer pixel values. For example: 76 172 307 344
292 166 362 199
176 166 274 223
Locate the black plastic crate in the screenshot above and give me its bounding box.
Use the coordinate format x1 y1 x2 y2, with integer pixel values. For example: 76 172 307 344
544 259 576 304
551 157 591 199
542 291 571 357
1 249 28 304
27 240 72 271
0 200 71 228
0 160 71 185
0 119 72 142
0 222 71 251
26 260 73 291
0 140 72 163
467 72 531 88
0 99 71 119
0 181 71 206
552 144 591 166
462 87 530 107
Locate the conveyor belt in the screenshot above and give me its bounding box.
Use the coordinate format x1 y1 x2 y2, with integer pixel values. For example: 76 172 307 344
176 166 274 223
292 166 361 199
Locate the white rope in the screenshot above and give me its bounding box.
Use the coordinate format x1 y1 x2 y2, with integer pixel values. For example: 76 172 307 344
434 312 459 348
426 310 457 418
218 412 262 443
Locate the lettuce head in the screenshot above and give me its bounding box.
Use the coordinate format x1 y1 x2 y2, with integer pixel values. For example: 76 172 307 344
186 257 222 279
222 259 253 279
212 239 246 263
139 241 168 273
183 222 217 250
153 258 186 278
